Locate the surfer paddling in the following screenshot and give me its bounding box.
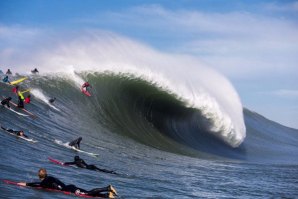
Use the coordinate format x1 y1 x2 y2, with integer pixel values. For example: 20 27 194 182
1 126 29 138
17 168 117 198
64 156 117 174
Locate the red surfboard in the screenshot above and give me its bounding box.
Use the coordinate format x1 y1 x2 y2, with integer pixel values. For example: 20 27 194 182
81 88 91 96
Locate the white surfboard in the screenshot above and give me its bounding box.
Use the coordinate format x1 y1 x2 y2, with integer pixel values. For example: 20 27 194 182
1 127 37 143
4 106 30 117
54 139 99 157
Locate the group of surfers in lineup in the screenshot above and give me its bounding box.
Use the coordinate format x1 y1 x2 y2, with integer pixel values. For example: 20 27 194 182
1 68 118 198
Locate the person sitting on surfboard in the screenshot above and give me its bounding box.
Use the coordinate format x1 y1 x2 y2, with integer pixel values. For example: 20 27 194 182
24 94 31 104
17 168 117 198
1 97 12 108
31 68 39 74
2 75 10 84
68 137 82 149
64 156 117 174
6 69 12 75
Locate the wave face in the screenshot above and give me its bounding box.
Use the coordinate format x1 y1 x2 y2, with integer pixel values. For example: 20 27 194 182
2 72 297 163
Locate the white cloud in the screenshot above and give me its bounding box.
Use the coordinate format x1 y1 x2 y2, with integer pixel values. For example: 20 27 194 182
77 5 298 78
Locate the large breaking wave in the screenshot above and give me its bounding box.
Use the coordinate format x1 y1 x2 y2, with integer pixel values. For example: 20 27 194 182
6 32 246 147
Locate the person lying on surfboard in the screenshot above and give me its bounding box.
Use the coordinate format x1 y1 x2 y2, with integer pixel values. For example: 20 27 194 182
17 168 117 198
1 97 12 108
1 126 29 138
2 75 10 84
68 137 82 149
64 156 117 174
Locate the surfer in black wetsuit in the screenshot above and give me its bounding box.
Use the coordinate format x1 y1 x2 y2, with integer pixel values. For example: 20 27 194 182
17 168 117 198
6 69 12 75
1 126 28 138
17 95 24 108
49 97 56 103
1 97 12 108
64 156 117 174
31 68 39 74
68 137 82 149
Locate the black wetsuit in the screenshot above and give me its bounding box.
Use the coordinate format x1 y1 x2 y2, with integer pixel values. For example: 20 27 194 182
7 129 28 138
1 126 28 138
31 69 39 74
49 98 56 103
17 96 24 108
68 137 82 149
1 97 12 108
64 158 117 174
26 176 111 197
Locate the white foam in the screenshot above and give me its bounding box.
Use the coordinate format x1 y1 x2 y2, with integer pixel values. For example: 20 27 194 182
30 89 60 111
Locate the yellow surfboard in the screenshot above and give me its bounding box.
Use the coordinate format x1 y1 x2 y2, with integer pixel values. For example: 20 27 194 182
20 89 31 94
10 77 28 85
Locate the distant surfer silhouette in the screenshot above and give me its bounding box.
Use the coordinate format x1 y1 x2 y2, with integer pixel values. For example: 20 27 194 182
31 68 39 74
6 69 12 75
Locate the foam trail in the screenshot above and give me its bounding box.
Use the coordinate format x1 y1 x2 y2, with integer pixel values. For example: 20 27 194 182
3 31 246 147
30 88 60 111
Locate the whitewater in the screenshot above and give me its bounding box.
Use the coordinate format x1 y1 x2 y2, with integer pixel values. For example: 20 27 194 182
0 33 297 198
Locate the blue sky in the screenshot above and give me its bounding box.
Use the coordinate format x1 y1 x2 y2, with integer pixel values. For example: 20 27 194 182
1 0 298 128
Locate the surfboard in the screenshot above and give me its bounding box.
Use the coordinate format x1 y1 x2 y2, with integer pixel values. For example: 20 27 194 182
81 88 91 96
10 77 28 85
20 89 31 94
4 106 30 117
2 179 107 198
9 100 37 118
54 139 99 157
0 126 37 143
48 157 67 166
1 96 30 117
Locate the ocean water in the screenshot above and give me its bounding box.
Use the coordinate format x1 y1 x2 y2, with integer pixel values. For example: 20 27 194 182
0 72 297 199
